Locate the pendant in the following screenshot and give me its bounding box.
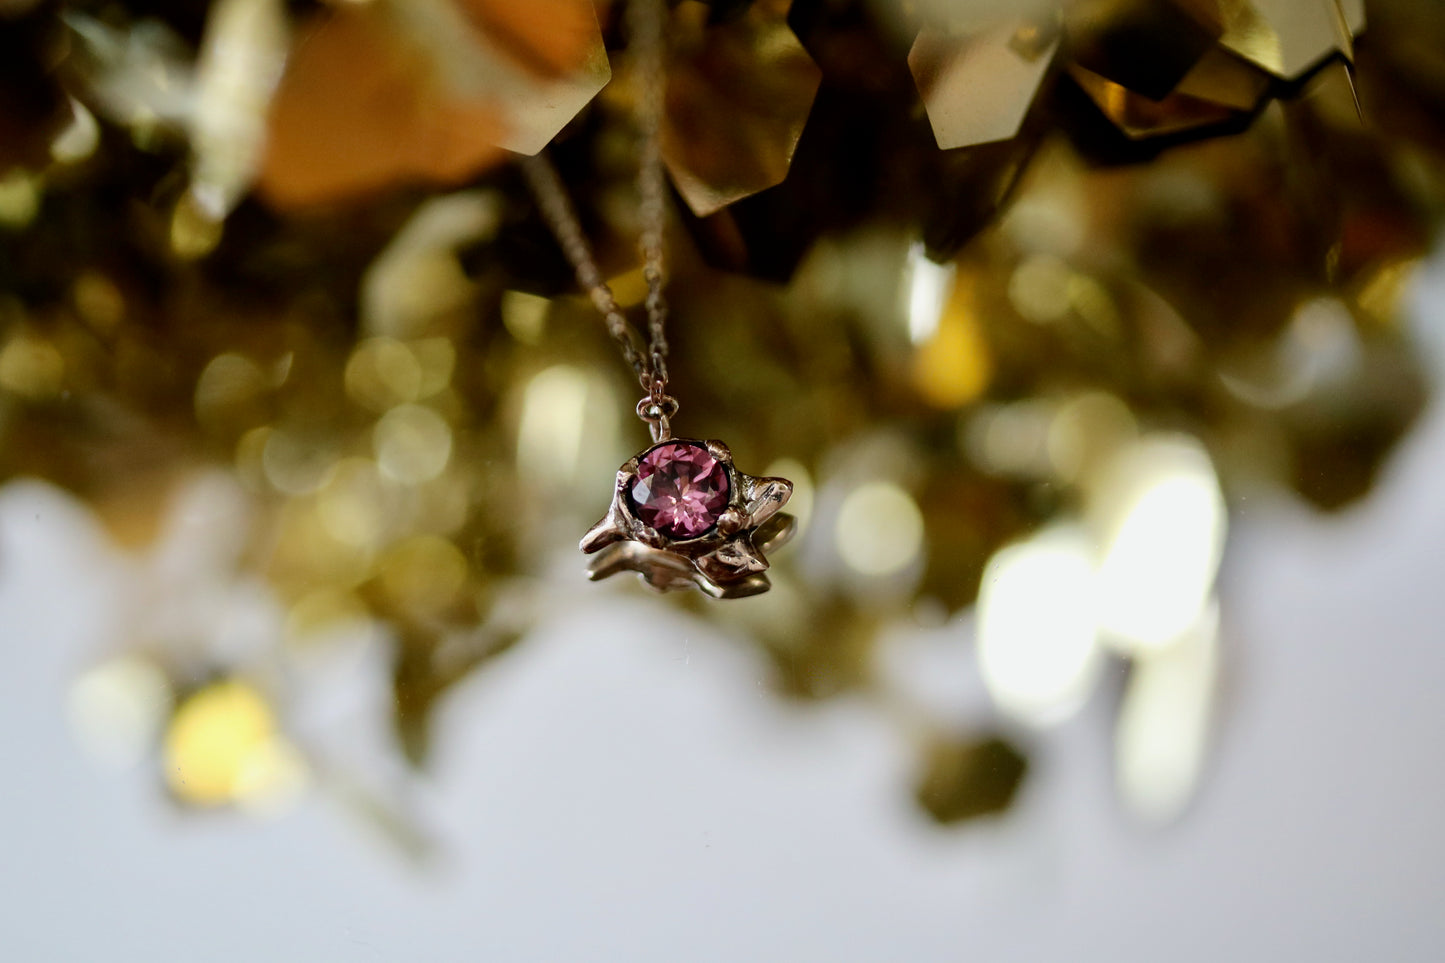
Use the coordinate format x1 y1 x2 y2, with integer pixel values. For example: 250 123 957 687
580 438 796 599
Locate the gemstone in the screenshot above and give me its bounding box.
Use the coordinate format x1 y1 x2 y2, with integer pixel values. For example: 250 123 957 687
628 441 731 540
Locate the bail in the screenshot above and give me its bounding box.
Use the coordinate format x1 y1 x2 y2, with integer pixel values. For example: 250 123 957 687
636 392 679 442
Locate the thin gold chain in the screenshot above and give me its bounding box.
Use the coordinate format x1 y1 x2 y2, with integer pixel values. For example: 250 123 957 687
519 0 670 422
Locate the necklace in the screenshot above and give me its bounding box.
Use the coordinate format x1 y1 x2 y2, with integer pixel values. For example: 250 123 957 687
520 0 795 600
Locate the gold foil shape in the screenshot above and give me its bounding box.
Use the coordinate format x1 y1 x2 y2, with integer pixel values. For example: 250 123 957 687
260 5 510 207
1068 63 1237 139
1219 0 1363 79
909 17 1060 150
661 0 822 217
1064 0 1223 101
441 0 612 155
1172 46 1272 110
261 0 609 207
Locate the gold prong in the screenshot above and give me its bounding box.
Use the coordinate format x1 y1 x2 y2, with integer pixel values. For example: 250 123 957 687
740 474 793 527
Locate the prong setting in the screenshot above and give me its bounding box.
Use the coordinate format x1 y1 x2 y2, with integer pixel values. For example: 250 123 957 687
581 437 796 598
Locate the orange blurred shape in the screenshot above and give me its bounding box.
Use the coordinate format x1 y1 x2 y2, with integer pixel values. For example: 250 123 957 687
259 5 510 209
459 0 599 79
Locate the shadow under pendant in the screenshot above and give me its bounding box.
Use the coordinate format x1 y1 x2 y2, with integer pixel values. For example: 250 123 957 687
581 438 796 599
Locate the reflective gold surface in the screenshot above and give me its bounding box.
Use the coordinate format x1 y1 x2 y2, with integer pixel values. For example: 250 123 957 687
660 0 821 215
1219 0 1360 78
909 16 1060 149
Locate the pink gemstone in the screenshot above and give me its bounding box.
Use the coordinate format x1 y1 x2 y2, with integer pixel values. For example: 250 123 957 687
628 441 731 539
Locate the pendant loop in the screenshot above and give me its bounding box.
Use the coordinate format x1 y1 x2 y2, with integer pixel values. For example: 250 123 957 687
636 393 679 442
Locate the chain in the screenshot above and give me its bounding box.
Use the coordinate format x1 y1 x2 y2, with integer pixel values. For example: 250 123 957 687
518 156 650 384
519 0 673 440
631 0 669 398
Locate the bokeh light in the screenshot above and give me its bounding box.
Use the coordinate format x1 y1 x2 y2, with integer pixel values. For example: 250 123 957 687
374 403 453 485
1091 435 1227 653
163 679 308 812
264 427 339 496
905 240 956 344
517 364 619 497
346 338 424 412
67 657 173 771
1114 602 1219 823
377 534 469 615
51 97 101 164
1008 254 1074 324
316 457 395 548
0 331 64 401
977 525 1100 726
834 481 925 577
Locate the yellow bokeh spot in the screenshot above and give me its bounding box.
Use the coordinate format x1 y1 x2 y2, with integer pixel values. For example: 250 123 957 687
374 403 453 485
235 426 272 492
269 498 374 588
0 170 40 229
517 364 592 488
51 98 100 164
377 534 468 614
0 332 64 400
1008 254 1074 324
194 353 268 430
73 271 125 331
501 290 549 345
410 470 472 536
1357 258 1418 328
606 266 649 307
1067 273 1122 337
163 680 296 808
170 189 223 260
346 337 423 412
286 587 372 647
912 279 990 409
263 427 337 495
316 457 393 548
835 481 924 577
409 337 456 398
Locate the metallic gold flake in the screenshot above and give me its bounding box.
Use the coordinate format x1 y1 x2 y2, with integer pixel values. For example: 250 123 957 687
662 0 822 216
909 17 1060 150
1219 0 1362 79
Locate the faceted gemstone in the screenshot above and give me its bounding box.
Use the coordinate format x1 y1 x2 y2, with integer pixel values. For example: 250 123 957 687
628 442 731 539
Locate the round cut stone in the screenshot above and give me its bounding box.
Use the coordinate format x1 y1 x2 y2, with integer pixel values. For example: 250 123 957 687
628 441 730 539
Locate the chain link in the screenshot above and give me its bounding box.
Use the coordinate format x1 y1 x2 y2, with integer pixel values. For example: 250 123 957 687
520 0 671 427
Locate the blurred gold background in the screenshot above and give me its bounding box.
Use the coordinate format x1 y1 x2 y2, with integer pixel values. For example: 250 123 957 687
1 0 1443 853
